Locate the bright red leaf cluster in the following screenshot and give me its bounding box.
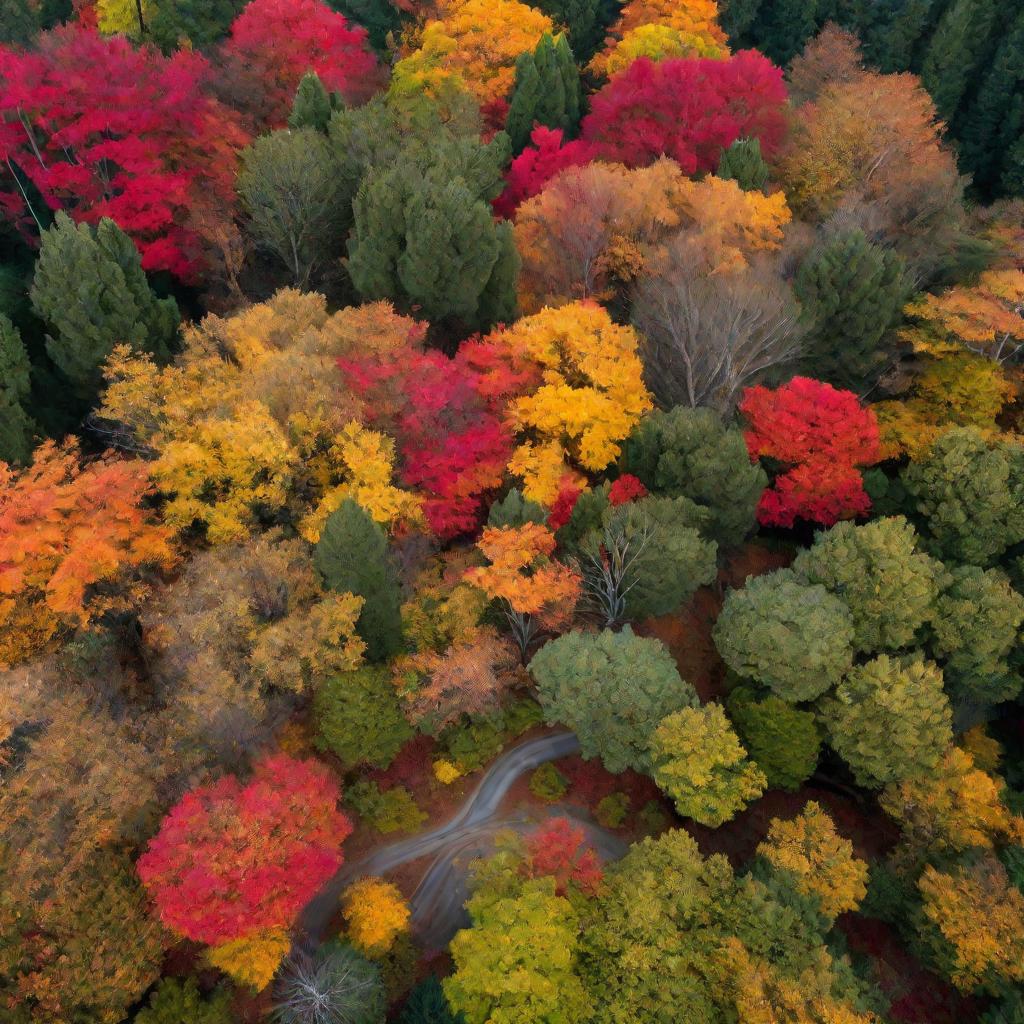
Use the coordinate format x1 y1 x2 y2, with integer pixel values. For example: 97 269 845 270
0 26 248 281
580 52 788 172
524 817 603 896
608 474 648 506
741 377 883 528
220 0 380 129
136 755 351 945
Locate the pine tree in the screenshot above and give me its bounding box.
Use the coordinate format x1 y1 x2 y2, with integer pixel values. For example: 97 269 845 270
719 0 763 44
148 0 244 53
289 71 338 133
505 34 581 153
752 0 819 65
398 975 465 1023
794 230 909 393
314 499 403 662
919 0 998 123
329 0 403 52
716 137 770 192
533 0 614 65
848 0 935 72
30 212 179 400
0 0 39 43
0 313 35 465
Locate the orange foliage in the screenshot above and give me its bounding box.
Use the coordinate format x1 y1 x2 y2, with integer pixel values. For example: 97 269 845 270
343 878 411 954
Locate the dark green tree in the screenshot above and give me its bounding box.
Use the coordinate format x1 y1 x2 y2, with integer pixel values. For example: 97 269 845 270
30 212 178 400
794 230 909 393
0 313 36 465
314 666 413 770
0 0 38 43
716 137 770 192
399 976 466 1024
275 942 385 1024
505 32 581 153
854 0 936 72
533 0 616 64
751 0 819 64
487 489 546 529
289 71 339 133
314 499 404 662
330 0 404 52
136 979 232 1024
619 406 767 547
147 0 243 53
719 0 763 43
1003 129 1024 196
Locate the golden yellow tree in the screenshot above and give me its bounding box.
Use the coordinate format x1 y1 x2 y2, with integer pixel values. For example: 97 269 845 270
205 929 292 991
343 878 411 954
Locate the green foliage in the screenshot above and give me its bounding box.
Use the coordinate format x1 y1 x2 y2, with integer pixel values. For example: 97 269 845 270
555 483 610 555
238 128 346 287
901 428 1024 567
981 991 1024 1024
135 979 232 1024
818 654 953 789
716 137 770 192
31 212 178 400
792 517 946 654
330 0 404 51
445 878 590 1024
399 976 466 1024
345 780 427 835
289 71 339 133
315 499 403 662
727 685 822 791
487 488 547 529
147 0 243 52
275 941 386 1024
529 762 569 802
314 666 413 770
0 0 38 43
595 792 629 828
794 230 909 392
931 566 1024 706
714 569 855 702
533 0 615 64
506 32 581 153
530 627 698 774
750 0 818 64
650 704 766 826
619 406 767 547
0 313 35 465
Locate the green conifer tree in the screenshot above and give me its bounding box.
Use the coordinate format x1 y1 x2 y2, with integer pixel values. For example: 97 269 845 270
534 0 615 65
716 137 771 192
30 212 179 400
0 313 36 465
330 0 403 52
505 33 581 153
752 0 819 65
289 71 338 134
314 499 404 663
0 0 39 43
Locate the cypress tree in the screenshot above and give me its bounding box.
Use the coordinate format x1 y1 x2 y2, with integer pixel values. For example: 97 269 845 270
0 313 35 465
314 499 403 663
30 212 179 400
919 0 998 122
289 72 337 134
716 137 770 192
794 230 909 393
505 33 580 153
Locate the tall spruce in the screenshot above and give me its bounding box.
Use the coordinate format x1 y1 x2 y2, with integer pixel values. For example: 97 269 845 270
30 212 179 400
533 0 616 64
751 0 819 64
314 499 403 663
716 137 770 192
505 33 581 153
0 0 39 43
289 72 338 134
329 0 403 52
0 313 35 465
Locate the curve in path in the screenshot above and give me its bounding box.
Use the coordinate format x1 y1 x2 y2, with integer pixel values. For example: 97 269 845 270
298 730 627 950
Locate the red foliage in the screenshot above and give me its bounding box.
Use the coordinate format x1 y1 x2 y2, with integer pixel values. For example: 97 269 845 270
367 735 437 792
740 377 883 529
546 480 584 530
219 0 379 130
608 474 648 506
341 335 538 539
0 27 248 281
580 52 788 172
136 755 351 945
524 817 603 896
493 126 598 219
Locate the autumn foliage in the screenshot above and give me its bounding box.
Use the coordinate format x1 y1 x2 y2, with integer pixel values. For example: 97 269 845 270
343 877 411 954
524 818 603 896
741 377 883 528
137 755 351 946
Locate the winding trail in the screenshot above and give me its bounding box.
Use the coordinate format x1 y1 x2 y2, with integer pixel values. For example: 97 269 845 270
298 731 628 950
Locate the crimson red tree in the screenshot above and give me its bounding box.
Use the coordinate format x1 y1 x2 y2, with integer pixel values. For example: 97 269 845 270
0 26 248 281
136 755 351 945
740 377 883 528
524 817 603 896
219 0 380 130
580 52 788 172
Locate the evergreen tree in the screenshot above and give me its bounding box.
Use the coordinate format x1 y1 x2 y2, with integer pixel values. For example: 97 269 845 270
330 0 403 52
289 71 338 133
147 0 243 53
719 0 763 44
716 137 770 192
751 0 819 65
314 499 403 662
534 0 615 65
30 212 179 400
0 313 35 465
919 0 998 122
0 0 39 43
851 0 936 72
399 976 466 1024
1003 127 1024 197
505 33 581 153
794 230 909 393
488 489 546 529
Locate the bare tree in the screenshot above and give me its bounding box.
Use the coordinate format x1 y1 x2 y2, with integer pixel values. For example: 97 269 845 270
573 517 653 628
274 945 383 1024
633 240 805 413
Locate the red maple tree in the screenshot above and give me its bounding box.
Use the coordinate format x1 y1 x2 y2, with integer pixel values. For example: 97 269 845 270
136 755 351 945
740 376 883 529
219 0 380 130
0 26 248 281
524 817 603 896
580 51 788 172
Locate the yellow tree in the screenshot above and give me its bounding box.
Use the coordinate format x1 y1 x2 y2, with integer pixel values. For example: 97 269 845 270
756 802 869 921
343 878 411 955
482 302 652 502
96 0 154 37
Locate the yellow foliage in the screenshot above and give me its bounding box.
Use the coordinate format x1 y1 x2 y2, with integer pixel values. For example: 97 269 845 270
756 802 868 920
394 0 553 105
434 758 464 784
205 928 291 991
343 878 411 954
96 0 154 37
918 857 1024 993
959 724 1002 774
401 551 489 654
486 302 652 502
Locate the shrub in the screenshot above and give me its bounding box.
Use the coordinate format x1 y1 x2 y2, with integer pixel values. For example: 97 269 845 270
345 781 427 835
595 793 630 829
530 762 569 802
